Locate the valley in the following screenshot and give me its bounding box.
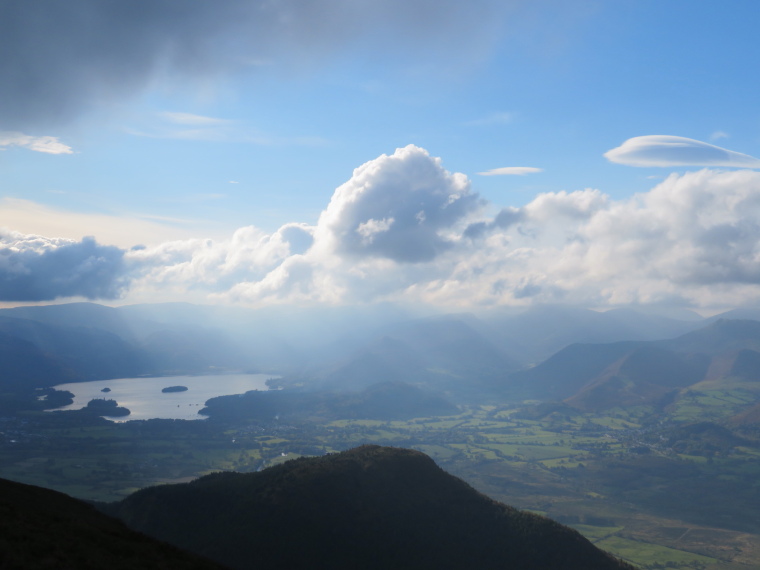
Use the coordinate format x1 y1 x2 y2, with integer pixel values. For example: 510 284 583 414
2 396 759 569
3 302 760 569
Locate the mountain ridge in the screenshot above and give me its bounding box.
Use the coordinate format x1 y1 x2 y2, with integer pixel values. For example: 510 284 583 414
108 445 633 570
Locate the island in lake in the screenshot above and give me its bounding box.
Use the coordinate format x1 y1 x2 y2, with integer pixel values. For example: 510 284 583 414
101 387 111 393
161 386 189 393
85 399 130 417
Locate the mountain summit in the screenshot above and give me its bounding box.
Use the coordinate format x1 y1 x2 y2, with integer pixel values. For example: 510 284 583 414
109 445 631 569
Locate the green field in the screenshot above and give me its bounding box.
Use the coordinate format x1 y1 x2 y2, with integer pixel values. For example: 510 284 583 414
2 400 759 569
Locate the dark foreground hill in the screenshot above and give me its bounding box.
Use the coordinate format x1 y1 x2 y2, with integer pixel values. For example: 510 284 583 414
108 445 632 570
0 477 222 570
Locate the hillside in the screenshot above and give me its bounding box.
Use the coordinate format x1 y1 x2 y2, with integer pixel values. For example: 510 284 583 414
504 319 760 412
201 381 458 422
565 346 710 411
108 445 632 570
317 317 519 398
0 477 222 570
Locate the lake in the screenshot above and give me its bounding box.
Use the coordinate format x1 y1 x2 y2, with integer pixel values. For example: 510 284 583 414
46 373 277 421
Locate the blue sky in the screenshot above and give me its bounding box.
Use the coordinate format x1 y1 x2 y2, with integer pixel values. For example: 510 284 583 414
3 0 760 310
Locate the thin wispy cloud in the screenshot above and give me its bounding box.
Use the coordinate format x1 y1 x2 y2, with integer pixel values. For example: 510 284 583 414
710 131 729 141
0 198 220 248
0 131 73 154
126 116 326 146
604 135 760 168
478 167 542 176
161 112 232 126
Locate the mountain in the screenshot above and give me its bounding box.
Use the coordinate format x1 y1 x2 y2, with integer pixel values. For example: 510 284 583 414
728 348 760 382
0 302 710 394
502 319 760 411
565 346 710 411
1 302 144 341
316 316 520 399
661 318 760 355
0 330 73 391
108 445 632 570
505 341 643 401
0 315 152 387
0 477 222 569
478 305 702 366
119 301 424 372
0 304 259 393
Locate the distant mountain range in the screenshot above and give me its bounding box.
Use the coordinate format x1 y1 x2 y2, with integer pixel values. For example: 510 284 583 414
507 319 760 413
103 445 632 570
4 301 760 416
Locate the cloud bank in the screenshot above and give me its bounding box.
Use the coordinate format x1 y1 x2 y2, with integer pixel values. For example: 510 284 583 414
0 232 127 301
8 146 760 309
604 135 760 168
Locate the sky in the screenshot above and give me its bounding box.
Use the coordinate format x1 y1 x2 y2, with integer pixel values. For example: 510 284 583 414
3 0 760 311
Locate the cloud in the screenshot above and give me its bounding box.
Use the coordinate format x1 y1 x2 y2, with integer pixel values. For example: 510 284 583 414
0 198 225 248
477 166 542 176
430 169 760 308
0 232 127 301
314 145 482 263
710 131 729 141
12 146 760 310
161 162 760 310
0 131 73 154
464 207 522 239
604 135 760 168
160 112 232 126
126 114 327 146
0 0 512 130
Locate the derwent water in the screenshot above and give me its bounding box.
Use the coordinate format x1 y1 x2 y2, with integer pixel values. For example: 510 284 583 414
46 374 277 421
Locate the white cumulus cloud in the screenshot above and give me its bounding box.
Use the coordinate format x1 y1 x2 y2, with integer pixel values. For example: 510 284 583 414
314 144 482 263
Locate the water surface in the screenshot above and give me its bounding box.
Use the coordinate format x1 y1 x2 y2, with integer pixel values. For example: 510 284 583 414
47 374 276 421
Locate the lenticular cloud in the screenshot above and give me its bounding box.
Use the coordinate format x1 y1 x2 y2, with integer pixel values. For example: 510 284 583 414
604 135 760 168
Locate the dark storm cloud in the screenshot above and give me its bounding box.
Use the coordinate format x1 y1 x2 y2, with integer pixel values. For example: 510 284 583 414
0 233 128 301
0 0 510 130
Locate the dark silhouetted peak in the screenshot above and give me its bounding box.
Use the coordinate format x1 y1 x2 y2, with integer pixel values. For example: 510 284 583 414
110 445 632 570
0 477 222 569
